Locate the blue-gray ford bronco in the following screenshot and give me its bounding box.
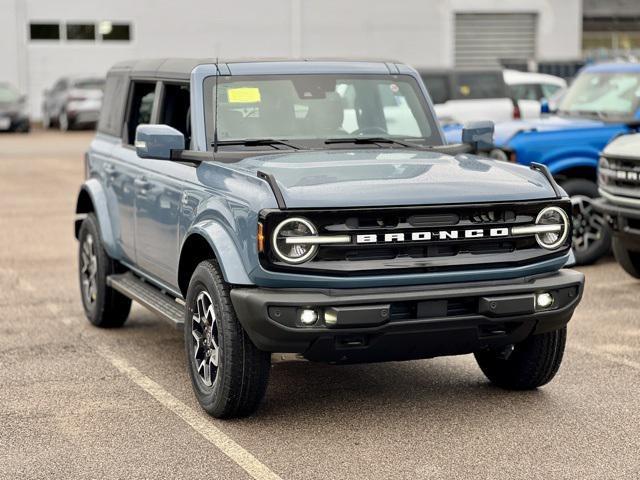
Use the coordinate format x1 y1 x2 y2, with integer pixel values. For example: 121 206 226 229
75 58 584 418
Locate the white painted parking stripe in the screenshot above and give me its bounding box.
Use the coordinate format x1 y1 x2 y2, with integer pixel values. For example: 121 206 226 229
98 348 283 480
571 343 640 371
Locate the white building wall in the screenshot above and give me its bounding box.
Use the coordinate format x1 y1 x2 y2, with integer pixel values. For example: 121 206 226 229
0 0 581 119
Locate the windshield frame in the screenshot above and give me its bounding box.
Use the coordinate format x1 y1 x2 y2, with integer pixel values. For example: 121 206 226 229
558 71 640 120
202 73 443 151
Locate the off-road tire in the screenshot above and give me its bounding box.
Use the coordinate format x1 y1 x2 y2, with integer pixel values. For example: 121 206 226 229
612 237 640 279
184 260 271 418
561 178 610 265
475 327 567 390
78 213 131 327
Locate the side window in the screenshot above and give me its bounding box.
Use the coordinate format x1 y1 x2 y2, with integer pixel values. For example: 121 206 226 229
541 83 562 99
159 83 191 147
509 84 539 101
53 79 67 92
125 82 156 144
97 74 126 137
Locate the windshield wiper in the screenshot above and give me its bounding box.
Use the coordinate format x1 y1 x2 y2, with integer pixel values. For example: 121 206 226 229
214 139 300 150
324 137 426 149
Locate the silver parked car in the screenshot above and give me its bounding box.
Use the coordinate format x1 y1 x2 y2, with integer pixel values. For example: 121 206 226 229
42 76 104 130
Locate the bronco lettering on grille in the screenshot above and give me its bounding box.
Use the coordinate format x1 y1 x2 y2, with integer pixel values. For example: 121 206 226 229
356 228 509 244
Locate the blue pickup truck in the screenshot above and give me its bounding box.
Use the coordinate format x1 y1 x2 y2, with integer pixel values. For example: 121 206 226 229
445 62 640 265
75 58 584 418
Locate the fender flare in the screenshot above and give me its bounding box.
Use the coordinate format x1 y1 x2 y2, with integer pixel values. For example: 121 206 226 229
75 178 118 257
182 220 253 286
546 156 598 177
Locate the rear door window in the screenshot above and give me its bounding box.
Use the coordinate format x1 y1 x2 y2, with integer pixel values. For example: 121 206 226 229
453 72 507 99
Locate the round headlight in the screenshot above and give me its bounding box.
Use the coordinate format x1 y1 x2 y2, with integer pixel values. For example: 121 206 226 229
535 206 570 250
489 148 509 162
271 217 318 264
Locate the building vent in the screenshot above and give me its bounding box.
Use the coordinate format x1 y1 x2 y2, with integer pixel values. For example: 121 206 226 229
455 13 537 68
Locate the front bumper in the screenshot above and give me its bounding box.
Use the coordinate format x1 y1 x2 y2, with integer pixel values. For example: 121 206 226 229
593 193 640 251
230 269 584 363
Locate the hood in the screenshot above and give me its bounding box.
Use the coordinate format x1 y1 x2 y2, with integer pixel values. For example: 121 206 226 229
228 149 558 209
603 132 640 160
443 115 604 146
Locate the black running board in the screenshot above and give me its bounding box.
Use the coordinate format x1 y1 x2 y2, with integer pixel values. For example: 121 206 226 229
107 272 185 329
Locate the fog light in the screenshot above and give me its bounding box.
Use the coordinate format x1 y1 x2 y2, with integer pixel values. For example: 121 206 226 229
300 309 318 326
536 292 554 309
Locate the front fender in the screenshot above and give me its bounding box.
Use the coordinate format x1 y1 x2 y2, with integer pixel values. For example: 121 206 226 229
185 221 253 285
75 178 118 258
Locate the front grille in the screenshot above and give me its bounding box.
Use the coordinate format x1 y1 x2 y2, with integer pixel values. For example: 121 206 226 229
600 154 640 198
259 200 571 276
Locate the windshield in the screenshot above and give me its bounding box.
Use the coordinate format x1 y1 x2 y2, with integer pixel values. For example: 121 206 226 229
204 74 440 147
0 84 20 103
559 72 640 117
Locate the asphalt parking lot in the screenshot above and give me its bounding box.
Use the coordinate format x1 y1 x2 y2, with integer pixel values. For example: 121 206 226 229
1 130 639 479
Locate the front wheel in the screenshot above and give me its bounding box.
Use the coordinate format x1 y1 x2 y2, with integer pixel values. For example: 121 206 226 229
612 238 640 279
561 179 611 265
184 260 271 418
475 327 566 390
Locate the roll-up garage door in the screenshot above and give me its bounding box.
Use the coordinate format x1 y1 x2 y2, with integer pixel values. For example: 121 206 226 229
455 13 537 67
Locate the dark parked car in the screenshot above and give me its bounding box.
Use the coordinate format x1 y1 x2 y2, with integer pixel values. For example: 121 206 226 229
0 82 30 133
75 58 584 418
42 76 104 130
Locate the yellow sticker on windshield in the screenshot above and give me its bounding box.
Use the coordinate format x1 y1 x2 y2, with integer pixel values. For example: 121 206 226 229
459 85 470 96
227 87 261 103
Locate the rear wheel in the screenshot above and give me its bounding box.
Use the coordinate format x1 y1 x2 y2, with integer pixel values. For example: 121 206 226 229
612 238 640 279
475 327 566 390
78 213 131 327
184 260 271 418
561 178 610 265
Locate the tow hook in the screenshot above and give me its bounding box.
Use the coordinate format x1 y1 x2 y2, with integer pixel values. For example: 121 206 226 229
496 344 515 360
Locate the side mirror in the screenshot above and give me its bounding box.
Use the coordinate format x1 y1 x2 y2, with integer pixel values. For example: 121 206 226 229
540 98 550 114
135 124 185 160
19 94 27 104
461 120 494 152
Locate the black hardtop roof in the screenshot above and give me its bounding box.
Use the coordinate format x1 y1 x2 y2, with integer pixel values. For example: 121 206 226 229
109 57 405 80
